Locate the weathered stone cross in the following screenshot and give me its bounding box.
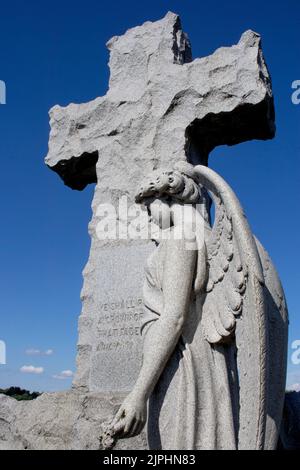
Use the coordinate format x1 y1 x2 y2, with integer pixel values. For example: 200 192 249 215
45 12 275 393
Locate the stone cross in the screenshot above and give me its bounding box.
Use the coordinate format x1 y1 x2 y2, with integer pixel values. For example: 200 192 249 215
45 12 275 393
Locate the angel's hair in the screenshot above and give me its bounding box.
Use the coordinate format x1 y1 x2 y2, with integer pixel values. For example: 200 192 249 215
135 161 201 205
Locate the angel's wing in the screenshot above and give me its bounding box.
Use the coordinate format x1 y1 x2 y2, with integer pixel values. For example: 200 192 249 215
193 165 288 450
200 195 246 345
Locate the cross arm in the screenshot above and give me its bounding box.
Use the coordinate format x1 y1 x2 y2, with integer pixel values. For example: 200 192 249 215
152 29 276 165
45 96 121 190
185 30 276 163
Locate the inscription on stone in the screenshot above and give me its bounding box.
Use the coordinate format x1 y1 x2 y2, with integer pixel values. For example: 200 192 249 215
96 297 143 350
84 244 154 392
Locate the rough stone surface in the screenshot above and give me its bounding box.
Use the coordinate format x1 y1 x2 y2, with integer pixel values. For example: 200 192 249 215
0 12 281 451
104 163 288 450
45 12 275 393
2 391 299 450
0 391 147 450
87 245 154 392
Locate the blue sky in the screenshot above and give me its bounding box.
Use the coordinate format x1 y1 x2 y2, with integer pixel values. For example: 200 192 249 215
0 0 299 392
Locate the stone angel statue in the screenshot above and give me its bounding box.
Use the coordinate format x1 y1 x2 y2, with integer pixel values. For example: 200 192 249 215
108 161 288 450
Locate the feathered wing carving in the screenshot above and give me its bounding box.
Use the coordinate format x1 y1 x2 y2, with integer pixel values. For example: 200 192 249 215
192 165 264 347
201 196 246 344
191 165 288 450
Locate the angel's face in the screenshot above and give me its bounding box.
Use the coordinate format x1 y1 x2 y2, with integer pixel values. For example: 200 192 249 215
144 197 172 230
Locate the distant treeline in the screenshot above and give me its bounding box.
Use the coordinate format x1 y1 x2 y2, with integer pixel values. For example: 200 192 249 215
0 387 41 401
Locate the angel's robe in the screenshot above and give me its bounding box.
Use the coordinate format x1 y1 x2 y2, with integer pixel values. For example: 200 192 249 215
142 238 239 450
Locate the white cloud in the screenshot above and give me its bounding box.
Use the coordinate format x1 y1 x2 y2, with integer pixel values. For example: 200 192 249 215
25 348 54 356
288 383 300 392
25 348 41 355
20 365 44 375
52 370 73 380
287 371 300 390
45 349 54 356
61 370 73 377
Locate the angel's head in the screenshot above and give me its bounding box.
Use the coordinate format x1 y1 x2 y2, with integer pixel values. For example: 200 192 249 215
135 161 205 230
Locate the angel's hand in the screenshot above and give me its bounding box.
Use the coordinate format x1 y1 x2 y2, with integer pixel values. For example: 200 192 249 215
110 392 147 439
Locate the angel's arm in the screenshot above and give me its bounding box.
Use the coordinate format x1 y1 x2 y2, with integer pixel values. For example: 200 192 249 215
132 235 198 401
111 234 207 438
